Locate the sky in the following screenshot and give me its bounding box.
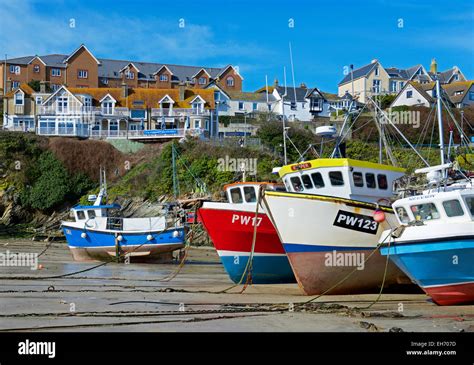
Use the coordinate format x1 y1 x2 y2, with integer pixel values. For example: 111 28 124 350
0 0 473 93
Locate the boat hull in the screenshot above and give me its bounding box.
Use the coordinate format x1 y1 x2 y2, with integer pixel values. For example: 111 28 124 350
62 224 186 262
263 191 410 295
198 206 296 284
381 237 474 305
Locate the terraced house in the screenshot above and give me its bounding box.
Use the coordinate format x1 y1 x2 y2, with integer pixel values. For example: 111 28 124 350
1 44 243 93
3 82 218 140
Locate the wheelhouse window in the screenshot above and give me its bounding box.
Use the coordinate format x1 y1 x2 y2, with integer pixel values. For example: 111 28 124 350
465 197 474 216
290 176 304 192
301 175 313 189
377 174 388 190
329 171 344 186
87 210 96 219
243 186 257 203
311 172 325 188
365 173 376 189
442 200 464 217
352 172 364 187
410 203 440 221
230 187 243 203
77 211 86 220
396 207 410 224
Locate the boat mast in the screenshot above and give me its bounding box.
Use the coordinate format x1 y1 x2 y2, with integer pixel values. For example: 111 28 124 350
172 143 179 199
435 78 446 165
282 67 288 165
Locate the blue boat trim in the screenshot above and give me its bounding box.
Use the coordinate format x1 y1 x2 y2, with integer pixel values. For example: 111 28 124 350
283 243 371 253
72 203 121 210
219 255 296 284
381 238 474 256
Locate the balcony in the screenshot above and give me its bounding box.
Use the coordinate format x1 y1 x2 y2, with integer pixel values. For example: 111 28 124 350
38 125 89 137
37 106 129 118
151 108 210 118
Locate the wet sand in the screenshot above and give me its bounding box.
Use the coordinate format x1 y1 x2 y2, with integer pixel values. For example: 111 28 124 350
0 238 473 332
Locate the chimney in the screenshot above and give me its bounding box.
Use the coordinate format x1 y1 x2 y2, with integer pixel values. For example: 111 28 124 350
430 58 438 74
300 82 307 89
6 79 12 92
178 81 186 101
40 81 46 93
121 82 128 98
274 78 279 87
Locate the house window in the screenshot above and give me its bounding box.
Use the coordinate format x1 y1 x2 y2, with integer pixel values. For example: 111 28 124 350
9 65 20 74
469 92 474 101
14 92 24 105
406 90 413 98
12 81 20 89
35 96 43 105
194 119 201 128
290 101 296 110
102 101 114 115
78 70 88 79
453 74 459 81
159 74 168 82
101 78 108 85
389 81 397 93
399 81 404 90
372 79 381 94
51 68 61 77
51 84 60 91
33 65 40 73
238 101 244 110
198 77 207 85
226 76 234 87
125 71 135 79
57 96 68 113
252 103 258 111
374 66 379 76
192 103 204 114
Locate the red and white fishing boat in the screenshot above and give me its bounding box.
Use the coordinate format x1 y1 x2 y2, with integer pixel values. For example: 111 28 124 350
198 182 296 284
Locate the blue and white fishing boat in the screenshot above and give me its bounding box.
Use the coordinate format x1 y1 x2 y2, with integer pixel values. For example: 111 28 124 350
62 170 186 262
380 79 474 305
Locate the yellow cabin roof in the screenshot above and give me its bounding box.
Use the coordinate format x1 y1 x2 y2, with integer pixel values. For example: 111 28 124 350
278 158 405 178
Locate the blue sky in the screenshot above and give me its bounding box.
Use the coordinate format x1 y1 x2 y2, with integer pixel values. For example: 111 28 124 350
0 0 473 92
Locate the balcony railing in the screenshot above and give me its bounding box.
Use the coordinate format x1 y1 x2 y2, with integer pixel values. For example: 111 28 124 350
37 106 130 117
89 128 204 140
151 108 210 117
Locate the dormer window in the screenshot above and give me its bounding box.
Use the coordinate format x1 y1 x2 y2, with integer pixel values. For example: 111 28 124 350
192 102 204 114
226 76 234 87
14 92 24 105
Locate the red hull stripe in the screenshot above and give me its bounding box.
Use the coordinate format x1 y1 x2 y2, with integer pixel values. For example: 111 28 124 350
423 282 474 306
198 208 284 254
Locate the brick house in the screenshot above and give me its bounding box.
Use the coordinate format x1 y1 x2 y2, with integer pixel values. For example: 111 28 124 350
0 44 243 94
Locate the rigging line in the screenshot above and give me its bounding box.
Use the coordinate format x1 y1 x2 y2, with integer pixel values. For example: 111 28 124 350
414 104 435 149
441 98 472 149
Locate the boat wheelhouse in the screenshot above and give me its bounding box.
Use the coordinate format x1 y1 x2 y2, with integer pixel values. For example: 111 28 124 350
262 158 410 295
198 182 296 284
277 158 405 203
380 176 474 305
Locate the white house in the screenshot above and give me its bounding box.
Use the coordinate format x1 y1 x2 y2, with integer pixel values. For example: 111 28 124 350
390 81 434 108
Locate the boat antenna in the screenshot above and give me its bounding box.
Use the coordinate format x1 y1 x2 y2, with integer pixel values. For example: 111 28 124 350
435 78 446 165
